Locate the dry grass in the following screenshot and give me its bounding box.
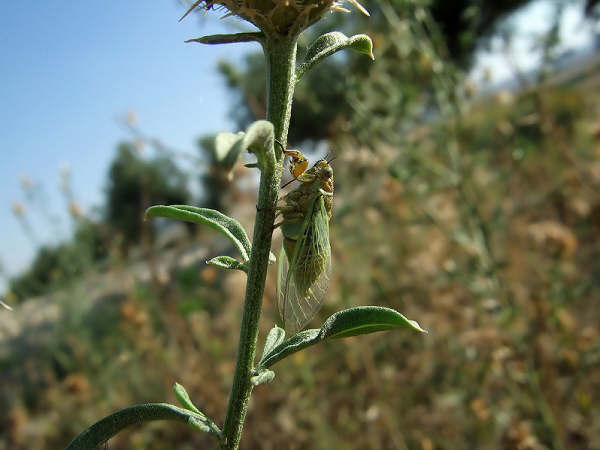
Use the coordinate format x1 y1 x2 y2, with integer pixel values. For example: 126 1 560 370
1 83 599 449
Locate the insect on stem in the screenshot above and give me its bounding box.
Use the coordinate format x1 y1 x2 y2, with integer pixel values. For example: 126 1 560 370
277 152 334 332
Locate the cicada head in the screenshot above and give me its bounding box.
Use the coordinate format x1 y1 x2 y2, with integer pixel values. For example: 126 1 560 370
301 159 334 195
315 160 334 194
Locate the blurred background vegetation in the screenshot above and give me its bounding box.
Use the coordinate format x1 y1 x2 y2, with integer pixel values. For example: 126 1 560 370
1 0 600 448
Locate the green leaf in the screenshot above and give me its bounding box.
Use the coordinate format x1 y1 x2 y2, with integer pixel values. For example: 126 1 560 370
146 205 251 261
250 369 275 386
241 120 276 168
258 329 320 369
65 403 221 449
173 383 202 415
321 306 426 338
172 384 222 436
214 131 244 172
188 415 212 434
296 32 374 81
207 256 247 272
259 306 426 368
261 326 286 361
185 32 265 45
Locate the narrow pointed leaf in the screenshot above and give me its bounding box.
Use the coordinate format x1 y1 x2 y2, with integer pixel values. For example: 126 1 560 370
258 329 320 368
207 256 247 272
172 384 222 436
261 326 286 360
65 403 221 449
185 32 265 46
146 205 251 261
259 306 426 368
250 369 275 386
173 383 202 415
296 32 374 81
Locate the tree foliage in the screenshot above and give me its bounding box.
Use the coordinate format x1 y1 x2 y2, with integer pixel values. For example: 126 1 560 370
105 143 190 246
9 220 109 300
197 134 232 213
217 0 544 145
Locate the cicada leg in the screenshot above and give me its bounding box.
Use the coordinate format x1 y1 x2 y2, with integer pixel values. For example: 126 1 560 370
318 188 334 197
284 149 309 179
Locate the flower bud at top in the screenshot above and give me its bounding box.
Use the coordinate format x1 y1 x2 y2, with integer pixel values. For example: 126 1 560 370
182 0 369 38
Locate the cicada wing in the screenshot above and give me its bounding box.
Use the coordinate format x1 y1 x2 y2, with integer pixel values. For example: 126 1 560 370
278 196 331 333
278 246 331 333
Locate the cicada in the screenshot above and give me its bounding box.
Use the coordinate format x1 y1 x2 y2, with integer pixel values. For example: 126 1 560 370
276 148 334 332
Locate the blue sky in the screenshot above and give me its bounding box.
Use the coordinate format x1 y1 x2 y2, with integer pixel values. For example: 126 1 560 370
0 1 595 291
470 0 596 84
0 1 258 285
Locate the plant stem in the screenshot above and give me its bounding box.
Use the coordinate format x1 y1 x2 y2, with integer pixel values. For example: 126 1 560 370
220 36 297 450
265 37 298 148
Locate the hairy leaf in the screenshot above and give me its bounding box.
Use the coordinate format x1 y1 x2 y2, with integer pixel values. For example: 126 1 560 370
65 403 221 449
241 120 276 167
173 383 222 436
185 32 265 45
260 326 286 361
259 306 426 368
146 205 251 261
214 131 245 171
258 329 320 369
250 369 275 386
173 383 202 415
207 256 247 272
320 306 426 338
296 32 374 81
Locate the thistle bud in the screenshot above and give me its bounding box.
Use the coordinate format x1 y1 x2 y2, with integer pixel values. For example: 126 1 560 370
182 0 368 37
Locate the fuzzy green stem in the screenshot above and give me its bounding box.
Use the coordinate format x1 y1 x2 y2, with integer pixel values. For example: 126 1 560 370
220 36 297 450
265 37 297 149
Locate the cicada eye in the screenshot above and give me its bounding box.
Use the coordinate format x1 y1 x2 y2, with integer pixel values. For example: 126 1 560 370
324 166 333 178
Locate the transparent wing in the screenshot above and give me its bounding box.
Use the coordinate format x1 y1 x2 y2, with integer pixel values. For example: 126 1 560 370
278 195 331 333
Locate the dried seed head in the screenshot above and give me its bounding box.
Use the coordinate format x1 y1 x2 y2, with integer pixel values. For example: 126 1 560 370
181 0 369 37
11 202 25 216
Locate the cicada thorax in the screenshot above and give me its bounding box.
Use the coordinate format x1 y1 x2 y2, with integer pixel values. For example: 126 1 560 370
279 159 334 230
